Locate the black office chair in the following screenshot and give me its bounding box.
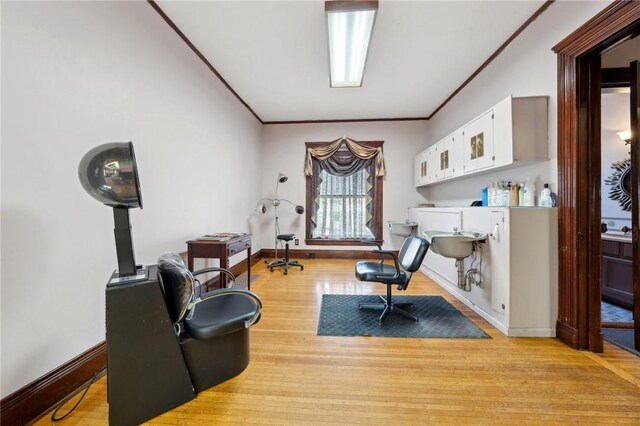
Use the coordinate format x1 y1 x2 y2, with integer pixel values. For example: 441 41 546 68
157 253 262 393
355 236 430 324
269 234 303 275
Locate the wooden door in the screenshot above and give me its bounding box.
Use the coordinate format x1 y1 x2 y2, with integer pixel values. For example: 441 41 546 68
630 60 640 350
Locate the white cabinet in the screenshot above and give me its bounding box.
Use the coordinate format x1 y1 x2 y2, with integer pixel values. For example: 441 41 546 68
414 149 429 186
432 142 444 181
414 153 424 186
409 206 558 337
462 109 495 173
414 95 548 187
442 130 462 178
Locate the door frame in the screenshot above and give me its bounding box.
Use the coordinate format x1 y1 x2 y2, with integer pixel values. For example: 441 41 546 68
553 1 640 352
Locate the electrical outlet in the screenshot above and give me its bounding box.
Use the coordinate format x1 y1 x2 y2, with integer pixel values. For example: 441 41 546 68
294 238 299 246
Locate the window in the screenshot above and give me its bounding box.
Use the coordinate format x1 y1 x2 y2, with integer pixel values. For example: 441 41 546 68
305 140 383 245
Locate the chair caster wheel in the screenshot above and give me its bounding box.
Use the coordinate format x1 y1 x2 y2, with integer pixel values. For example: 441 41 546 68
284 271 288 275
301 266 304 271
269 268 273 272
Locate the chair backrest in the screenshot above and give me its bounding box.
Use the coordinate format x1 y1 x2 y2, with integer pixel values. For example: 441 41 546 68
398 236 430 272
157 252 195 324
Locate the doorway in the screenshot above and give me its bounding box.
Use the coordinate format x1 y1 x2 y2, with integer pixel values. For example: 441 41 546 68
600 40 638 354
553 2 640 353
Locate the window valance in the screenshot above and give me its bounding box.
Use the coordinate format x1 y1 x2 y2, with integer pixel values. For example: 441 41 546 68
304 137 385 177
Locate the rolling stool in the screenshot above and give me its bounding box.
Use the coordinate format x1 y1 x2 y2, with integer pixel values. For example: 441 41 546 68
269 234 303 275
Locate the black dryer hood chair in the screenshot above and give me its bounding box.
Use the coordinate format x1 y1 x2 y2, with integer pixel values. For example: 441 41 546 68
78 142 262 423
157 253 262 393
356 236 430 324
78 141 143 277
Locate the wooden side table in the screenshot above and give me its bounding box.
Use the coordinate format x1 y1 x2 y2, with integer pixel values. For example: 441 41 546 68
186 234 252 290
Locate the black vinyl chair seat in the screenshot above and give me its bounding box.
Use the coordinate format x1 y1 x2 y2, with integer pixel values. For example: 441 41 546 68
156 252 262 394
355 236 430 324
277 234 295 241
185 290 262 340
355 262 407 285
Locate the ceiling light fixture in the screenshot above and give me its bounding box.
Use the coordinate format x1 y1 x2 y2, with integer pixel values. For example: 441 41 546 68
326 1 378 88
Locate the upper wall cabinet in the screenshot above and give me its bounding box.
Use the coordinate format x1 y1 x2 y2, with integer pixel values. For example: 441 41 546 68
413 129 463 187
415 96 548 187
462 110 495 173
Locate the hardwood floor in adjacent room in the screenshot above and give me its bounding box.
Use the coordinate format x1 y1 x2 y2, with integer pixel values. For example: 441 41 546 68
37 259 640 425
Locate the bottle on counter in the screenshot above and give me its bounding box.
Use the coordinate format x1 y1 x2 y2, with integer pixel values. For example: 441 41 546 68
502 181 510 207
523 178 536 207
510 182 520 207
488 182 496 206
540 183 552 207
497 181 505 206
518 183 525 207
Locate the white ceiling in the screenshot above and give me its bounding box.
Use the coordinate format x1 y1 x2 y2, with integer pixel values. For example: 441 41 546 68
155 0 547 122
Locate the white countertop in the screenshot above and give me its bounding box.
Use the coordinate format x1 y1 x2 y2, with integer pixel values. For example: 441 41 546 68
601 232 632 243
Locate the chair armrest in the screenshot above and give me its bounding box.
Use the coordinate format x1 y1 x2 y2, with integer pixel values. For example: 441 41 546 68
371 249 401 280
192 267 236 282
360 239 383 250
192 288 263 328
361 239 384 263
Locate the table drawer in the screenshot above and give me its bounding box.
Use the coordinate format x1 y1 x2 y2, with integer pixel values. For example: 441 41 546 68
227 236 251 256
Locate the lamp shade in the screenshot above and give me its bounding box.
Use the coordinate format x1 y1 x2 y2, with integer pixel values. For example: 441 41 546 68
78 142 143 209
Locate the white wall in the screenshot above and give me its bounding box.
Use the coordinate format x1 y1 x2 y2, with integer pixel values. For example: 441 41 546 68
260 121 429 251
601 92 632 226
1 1 262 397
420 1 611 207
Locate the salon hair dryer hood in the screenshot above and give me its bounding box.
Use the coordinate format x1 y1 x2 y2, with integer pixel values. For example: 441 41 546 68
78 142 143 209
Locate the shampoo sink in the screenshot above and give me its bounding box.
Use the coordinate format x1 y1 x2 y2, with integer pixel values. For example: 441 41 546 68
423 229 487 260
388 220 418 237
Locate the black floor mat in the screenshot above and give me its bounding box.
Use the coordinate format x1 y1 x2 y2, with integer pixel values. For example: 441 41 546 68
318 294 490 338
602 328 640 357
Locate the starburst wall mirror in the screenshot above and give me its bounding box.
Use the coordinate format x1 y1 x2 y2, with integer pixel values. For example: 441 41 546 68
604 130 632 211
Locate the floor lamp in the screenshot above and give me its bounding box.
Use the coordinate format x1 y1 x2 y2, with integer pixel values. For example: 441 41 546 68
255 173 304 266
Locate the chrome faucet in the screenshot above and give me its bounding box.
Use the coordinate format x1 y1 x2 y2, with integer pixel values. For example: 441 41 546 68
621 226 632 235
453 227 462 235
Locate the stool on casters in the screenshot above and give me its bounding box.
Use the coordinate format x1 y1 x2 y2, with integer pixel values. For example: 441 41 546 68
269 234 303 275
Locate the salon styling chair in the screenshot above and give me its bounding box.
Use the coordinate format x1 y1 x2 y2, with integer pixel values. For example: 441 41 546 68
157 253 262 393
355 236 430 324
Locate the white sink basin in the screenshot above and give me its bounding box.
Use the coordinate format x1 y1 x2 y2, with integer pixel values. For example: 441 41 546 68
388 220 418 236
423 230 487 259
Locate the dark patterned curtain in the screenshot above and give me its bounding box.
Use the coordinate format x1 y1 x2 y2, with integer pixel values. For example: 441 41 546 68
309 143 379 239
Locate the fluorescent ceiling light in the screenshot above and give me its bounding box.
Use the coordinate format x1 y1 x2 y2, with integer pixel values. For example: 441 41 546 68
326 1 378 88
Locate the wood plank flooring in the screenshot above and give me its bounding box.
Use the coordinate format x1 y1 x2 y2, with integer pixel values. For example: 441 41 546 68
36 258 640 425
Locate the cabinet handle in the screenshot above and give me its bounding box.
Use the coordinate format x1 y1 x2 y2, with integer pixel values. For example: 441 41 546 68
490 223 500 240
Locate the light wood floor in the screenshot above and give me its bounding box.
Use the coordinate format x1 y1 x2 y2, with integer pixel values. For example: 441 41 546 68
37 259 640 425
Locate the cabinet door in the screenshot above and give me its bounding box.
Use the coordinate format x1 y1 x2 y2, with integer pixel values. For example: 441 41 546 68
441 135 455 178
414 154 422 187
462 110 495 173
414 150 429 186
449 130 463 177
426 147 436 182
489 210 507 314
421 151 430 185
433 141 445 181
